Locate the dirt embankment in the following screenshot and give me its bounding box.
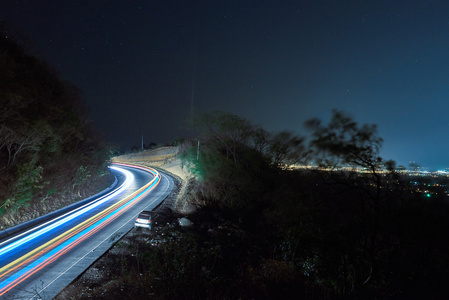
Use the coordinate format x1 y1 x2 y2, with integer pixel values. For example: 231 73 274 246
111 146 194 214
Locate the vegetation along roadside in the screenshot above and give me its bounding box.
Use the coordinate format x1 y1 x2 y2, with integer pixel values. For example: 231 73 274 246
0 25 113 230
58 111 449 299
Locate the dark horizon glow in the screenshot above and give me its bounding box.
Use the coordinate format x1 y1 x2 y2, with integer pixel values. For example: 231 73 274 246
1 1 449 169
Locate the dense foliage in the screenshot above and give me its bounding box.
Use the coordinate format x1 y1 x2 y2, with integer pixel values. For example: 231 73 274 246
0 25 111 227
63 114 449 299
176 111 449 298
181 111 308 211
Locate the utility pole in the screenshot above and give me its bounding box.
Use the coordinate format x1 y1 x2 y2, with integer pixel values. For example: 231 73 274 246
197 140 200 160
141 134 144 151
191 17 200 124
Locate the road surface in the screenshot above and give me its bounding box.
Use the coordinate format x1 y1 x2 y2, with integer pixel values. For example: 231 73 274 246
0 163 175 299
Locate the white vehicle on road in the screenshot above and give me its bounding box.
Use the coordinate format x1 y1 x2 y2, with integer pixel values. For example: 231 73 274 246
134 210 152 230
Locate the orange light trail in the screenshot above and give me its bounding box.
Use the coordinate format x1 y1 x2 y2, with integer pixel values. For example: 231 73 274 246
0 163 160 296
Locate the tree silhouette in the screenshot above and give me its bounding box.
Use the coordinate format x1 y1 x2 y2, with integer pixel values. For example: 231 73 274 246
181 111 308 213
304 110 408 294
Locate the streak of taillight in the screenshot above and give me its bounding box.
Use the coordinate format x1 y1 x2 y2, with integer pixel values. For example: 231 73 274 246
0 166 134 257
0 164 160 296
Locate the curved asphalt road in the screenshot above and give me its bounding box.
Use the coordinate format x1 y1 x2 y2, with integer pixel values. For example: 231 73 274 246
0 163 175 300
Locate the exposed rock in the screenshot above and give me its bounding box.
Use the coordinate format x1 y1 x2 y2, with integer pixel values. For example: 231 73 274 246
178 217 193 227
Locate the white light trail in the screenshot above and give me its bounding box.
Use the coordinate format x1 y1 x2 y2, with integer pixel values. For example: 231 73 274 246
0 166 134 258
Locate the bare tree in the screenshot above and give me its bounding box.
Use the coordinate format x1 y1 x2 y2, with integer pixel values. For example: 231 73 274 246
4 125 43 165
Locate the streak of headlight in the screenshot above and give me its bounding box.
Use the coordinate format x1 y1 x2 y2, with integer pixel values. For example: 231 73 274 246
0 166 133 258
0 164 160 295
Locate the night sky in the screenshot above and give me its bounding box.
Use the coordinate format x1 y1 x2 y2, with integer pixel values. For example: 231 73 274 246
2 1 449 169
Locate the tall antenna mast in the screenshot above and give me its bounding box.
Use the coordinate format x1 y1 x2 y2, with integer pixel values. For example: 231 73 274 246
191 18 200 123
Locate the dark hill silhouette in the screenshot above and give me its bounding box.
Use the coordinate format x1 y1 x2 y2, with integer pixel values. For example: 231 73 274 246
0 24 112 229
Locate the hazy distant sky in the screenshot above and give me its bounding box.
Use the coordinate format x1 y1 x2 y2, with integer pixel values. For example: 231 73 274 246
2 0 449 169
